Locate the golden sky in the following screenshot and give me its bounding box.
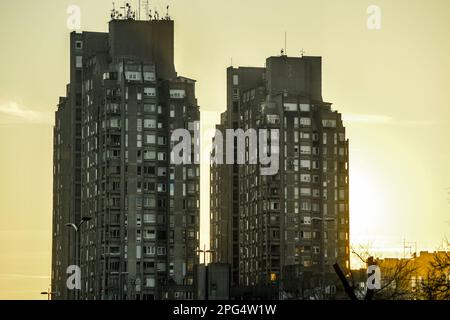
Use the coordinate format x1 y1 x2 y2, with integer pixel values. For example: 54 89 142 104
0 0 449 299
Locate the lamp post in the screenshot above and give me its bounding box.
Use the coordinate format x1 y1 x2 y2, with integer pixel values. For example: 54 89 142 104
66 216 92 300
195 244 215 265
311 216 335 298
194 245 216 300
40 286 57 300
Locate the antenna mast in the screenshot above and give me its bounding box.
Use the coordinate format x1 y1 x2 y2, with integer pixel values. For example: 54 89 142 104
284 31 287 56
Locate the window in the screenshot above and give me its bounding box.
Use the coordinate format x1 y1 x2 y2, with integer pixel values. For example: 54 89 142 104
283 103 297 111
300 117 311 126
110 118 120 128
300 174 311 182
110 246 120 255
300 188 311 196
157 167 166 176
300 104 310 112
125 71 141 81
146 134 156 144
301 231 311 239
75 41 83 49
145 277 155 288
300 160 311 169
301 216 311 224
157 183 166 192
75 56 83 68
137 134 142 147
144 72 155 81
270 201 279 210
300 145 311 155
157 136 166 145
267 115 280 125
144 151 156 160
144 87 156 97
170 89 186 99
312 203 320 212
144 230 156 240
144 119 156 129
157 152 166 161
322 119 337 128
143 214 156 223
233 74 239 85
300 201 311 211
143 196 155 208
143 245 155 255
312 161 319 170
300 132 310 140
312 133 319 141
144 104 156 113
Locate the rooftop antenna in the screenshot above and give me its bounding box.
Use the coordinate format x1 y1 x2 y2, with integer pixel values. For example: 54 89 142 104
120 3 126 19
143 0 149 20
165 5 170 20
138 0 141 20
125 3 132 19
111 2 116 20
300 48 306 57
284 31 287 56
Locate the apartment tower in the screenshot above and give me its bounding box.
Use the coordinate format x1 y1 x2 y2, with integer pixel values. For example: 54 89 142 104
52 15 200 300
210 55 349 296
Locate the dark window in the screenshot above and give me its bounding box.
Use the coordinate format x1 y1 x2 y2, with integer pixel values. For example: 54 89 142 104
232 101 239 113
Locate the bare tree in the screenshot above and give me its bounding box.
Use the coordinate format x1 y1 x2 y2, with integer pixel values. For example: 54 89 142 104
419 240 450 300
374 258 417 300
349 246 417 300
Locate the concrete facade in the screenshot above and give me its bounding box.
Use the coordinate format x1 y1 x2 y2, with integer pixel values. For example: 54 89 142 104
210 55 350 296
52 18 200 300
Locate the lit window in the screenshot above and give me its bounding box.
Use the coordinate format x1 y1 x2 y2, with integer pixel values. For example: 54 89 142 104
75 56 83 68
233 74 239 86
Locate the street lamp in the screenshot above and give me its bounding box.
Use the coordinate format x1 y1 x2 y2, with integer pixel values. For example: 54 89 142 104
195 244 215 265
66 216 92 300
40 286 56 300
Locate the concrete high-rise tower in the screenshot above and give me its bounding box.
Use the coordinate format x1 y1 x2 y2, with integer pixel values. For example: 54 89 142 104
210 55 349 298
52 16 200 300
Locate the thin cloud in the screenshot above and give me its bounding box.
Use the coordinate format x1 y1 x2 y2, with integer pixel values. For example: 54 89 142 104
343 113 437 126
0 101 53 124
343 113 393 124
0 274 50 280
